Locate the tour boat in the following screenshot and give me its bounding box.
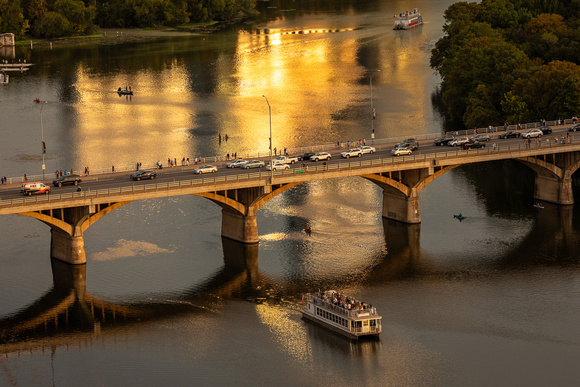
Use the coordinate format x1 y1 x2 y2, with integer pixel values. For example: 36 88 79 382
393 8 423 30
302 290 382 340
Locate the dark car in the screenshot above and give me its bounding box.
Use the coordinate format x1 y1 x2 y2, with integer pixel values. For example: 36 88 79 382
131 170 157 181
462 140 486 149
540 126 552 135
568 123 580 132
298 152 315 161
499 130 520 139
53 174 82 187
396 138 419 151
434 134 455 146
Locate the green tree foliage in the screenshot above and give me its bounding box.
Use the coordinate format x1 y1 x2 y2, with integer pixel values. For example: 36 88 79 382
2 0 256 36
0 0 29 38
432 0 580 127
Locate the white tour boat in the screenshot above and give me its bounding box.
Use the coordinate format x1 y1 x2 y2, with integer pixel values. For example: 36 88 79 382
302 290 382 340
393 8 423 30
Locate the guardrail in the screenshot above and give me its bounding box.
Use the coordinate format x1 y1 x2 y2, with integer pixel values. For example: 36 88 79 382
1 137 577 208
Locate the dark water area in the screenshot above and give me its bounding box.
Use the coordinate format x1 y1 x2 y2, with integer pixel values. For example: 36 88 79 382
1 1 579 386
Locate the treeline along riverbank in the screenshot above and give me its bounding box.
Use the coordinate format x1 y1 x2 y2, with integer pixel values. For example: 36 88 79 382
431 0 580 129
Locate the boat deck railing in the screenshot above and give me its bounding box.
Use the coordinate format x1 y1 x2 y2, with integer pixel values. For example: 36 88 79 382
307 293 379 319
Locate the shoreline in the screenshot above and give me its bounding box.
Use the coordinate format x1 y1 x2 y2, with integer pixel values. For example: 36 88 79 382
15 22 238 47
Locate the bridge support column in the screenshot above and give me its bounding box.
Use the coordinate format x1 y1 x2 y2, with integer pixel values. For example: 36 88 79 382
382 190 421 224
221 209 259 244
51 228 87 265
534 174 573 205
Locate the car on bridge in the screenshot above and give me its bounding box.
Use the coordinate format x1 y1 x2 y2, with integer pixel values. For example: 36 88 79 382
521 128 543 139
241 160 265 169
130 170 157 181
391 147 413 156
434 134 455 146
53 174 82 187
470 134 491 142
310 152 331 162
540 126 553 135
226 159 247 168
341 148 363 158
567 123 580 132
267 162 290 171
396 139 419 150
359 146 376 154
462 140 486 149
21 182 50 195
298 152 315 161
499 130 521 139
193 165 218 174
448 137 469 146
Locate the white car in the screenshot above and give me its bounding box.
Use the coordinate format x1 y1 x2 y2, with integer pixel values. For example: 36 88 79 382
521 128 543 139
448 137 469 146
309 152 331 162
226 159 247 168
359 146 376 154
267 162 290 171
193 165 218 174
391 148 413 156
341 148 363 158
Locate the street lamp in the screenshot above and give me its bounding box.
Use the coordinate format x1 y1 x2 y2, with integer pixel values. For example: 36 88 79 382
39 100 47 179
262 95 273 182
369 69 380 143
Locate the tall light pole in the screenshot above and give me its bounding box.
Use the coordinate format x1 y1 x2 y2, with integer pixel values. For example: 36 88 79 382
39 100 47 179
369 69 380 144
262 95 273 182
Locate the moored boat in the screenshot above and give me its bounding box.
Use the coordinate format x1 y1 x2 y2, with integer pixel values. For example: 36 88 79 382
393 8 423 30
302 290 382 340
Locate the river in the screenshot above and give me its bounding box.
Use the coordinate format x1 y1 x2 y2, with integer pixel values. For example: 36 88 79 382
1 0 579 386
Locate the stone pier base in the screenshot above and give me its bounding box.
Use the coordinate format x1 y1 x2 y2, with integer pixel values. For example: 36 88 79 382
221 209 259 244
382 191 421 224
534 174 573 205
51 228 87 264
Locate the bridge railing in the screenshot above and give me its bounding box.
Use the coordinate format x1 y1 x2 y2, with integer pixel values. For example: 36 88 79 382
6 118 576 185
1 136 576 208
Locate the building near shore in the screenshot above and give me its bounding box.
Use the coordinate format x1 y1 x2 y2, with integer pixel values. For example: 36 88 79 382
0 33 15 46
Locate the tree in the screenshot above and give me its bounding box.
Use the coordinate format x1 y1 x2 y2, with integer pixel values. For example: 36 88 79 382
0 0 29 38
31 11 72 37
463 84 503 127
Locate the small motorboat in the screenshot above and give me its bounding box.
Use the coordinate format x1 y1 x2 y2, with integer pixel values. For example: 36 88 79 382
453 214 466 221
533 202 544 209
117 87 133 95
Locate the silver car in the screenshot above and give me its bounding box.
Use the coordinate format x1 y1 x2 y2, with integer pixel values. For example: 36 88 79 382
521 129 543 139
226 159 247 168
267 162 290 171
242 160 265 169
359 146 376 154
193 165 218 174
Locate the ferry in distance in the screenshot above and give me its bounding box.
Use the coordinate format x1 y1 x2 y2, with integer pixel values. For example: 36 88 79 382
394 8 423 30
302 290 382 340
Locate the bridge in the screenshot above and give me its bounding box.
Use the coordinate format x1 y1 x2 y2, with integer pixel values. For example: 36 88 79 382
1 123 579 265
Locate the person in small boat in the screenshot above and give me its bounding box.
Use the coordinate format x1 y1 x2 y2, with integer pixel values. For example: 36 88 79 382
304 226 312 233
458 212 463 218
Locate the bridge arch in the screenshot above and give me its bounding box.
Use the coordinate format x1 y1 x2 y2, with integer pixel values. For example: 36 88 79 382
361 165 458 223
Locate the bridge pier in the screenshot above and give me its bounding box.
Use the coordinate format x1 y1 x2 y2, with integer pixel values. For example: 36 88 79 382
534 174 574 205
221 209 259 244
51 228 87 265
382 190 421 223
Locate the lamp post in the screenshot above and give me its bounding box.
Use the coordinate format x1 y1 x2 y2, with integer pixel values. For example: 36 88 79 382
369 69 380 144
39 101 47 179
262 95 273 182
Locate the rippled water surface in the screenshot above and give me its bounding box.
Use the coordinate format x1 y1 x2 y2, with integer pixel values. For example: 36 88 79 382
1 0 579 386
